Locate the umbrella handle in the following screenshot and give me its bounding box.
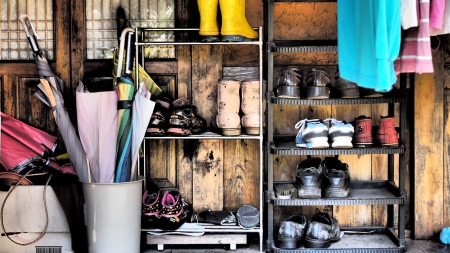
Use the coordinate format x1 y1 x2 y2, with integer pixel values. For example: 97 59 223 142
116 27 135 79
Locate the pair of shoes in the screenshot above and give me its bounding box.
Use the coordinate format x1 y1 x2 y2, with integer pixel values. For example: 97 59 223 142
352 115 398 147
147 96 207 136
166 97 207 136
277 210 341 249
216 79 262 136
295 118 354 148
142 190 193 230
296 157 351 198
277 66 303 98
276 67 331 99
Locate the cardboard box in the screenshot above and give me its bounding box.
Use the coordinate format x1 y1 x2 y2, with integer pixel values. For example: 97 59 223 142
0 186 73 253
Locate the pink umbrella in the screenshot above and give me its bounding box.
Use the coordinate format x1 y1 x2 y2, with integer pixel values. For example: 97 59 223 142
1 112 57 156
0 112 76 175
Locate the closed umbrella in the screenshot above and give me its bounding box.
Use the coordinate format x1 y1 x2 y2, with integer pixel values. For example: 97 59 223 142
20 14 89 182
76 81 118 183
114 28 136 182
130 83 155 180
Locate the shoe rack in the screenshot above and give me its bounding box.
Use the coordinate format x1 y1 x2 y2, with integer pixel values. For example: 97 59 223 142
134 27 265 252
264 1 407 252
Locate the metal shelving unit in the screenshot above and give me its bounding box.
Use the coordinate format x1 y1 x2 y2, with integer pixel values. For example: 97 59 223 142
264 0 407 252
135 27 265 252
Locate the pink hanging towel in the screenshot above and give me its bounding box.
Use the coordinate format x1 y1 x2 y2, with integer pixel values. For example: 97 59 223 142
395 0 434 74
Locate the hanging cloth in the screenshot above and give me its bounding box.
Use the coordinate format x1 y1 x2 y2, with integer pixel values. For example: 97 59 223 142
395 0 434 74
401 0 419 29
338 0 401 92
430 0 446 29
430 0 450 35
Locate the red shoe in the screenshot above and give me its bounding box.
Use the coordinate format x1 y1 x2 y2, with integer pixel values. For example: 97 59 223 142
353 116 373 147
377 116 398 146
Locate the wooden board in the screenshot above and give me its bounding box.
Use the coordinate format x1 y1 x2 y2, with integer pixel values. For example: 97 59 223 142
224 140 260 210
193 140 224 211
413 47 445 238
146 234 247 251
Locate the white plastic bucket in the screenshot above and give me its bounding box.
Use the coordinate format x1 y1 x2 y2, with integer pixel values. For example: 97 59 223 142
82 179 143 253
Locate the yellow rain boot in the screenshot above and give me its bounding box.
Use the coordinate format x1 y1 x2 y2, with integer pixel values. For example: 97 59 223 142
198 0 220 42
219 0 258 41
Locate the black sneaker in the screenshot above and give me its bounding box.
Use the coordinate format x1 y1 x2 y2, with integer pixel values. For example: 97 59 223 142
277 214 308 249
321 157 351 198
166 98 207 135
305 68 331 99
295 157 322 199
304 209 341 248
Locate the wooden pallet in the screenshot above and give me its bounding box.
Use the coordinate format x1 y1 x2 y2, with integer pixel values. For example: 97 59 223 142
146 234 247 251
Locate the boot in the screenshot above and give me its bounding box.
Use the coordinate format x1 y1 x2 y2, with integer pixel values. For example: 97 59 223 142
353 115 373 147
216 79 241 135
377 116 398 146
241 79 260 135
198 0 220 42
219 0 258 41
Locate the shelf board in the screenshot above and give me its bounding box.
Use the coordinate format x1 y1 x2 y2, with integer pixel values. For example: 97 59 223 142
271 96 406 105
273 0 336 2
271 233 403 253
269 40 337 53
142 224 262 234
271 180 405 206
270 141 405 155
144 131 262 140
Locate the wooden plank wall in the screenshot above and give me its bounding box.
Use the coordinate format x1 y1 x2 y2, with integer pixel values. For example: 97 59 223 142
413 34 450 239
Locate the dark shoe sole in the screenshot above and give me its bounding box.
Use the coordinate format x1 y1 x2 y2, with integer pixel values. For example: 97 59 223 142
339 88 360 98
304 236 340 248
277 86 300 98
277 236 302 249
306 87 330 99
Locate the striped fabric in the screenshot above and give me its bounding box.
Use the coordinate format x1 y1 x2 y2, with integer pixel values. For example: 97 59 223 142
395 0 434 74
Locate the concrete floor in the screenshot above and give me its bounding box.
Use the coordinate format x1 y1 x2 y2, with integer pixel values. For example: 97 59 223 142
141 239 450 253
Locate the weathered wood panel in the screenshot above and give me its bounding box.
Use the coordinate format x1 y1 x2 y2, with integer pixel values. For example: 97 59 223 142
193 140 223 211
444 89 450 230
413 47 445 238
224 140 260 210
273 2 336 40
